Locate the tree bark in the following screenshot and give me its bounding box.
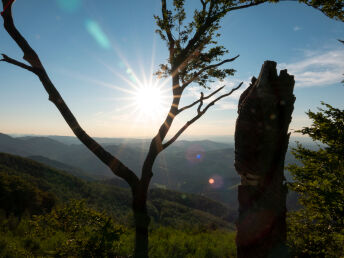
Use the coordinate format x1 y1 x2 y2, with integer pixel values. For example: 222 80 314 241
234 61 295 258
133 191 150 258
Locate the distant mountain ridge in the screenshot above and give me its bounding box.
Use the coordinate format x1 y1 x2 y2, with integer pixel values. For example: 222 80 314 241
0 132 301 209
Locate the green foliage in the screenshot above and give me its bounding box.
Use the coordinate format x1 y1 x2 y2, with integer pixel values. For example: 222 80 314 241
0 153 90 201
0 203 237 257
154 1 343 89
0 152 237 256
287 102 344 257
31 200 124 257
149 188 235 222
154 0 243 88
148 227 236 258
298 0 344 21
114 226 237 258
151 199 232 230
0 172 56 218
0 200 125 257
0 152 237 229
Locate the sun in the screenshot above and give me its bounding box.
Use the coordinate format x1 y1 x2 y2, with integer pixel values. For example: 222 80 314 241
134 84 166 119
80 50 170 123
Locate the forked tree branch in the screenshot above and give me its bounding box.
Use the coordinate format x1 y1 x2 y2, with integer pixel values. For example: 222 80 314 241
163 82 243 150
181 54 239 89
1 0 139 188
177 85 225 114
1 54 37 73
200 0 207 12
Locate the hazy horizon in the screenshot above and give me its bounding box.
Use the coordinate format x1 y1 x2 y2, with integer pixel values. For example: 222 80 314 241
1 1 343 138
2 131 313 145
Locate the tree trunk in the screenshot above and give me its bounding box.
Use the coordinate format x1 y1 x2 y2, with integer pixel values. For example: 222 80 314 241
133 186 150 258
234 61 295 258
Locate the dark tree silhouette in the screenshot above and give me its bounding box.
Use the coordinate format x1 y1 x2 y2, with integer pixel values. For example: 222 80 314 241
0 1 244 257
235 61 295 258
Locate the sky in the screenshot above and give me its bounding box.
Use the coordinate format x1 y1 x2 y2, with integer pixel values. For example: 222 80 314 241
0 0 343 139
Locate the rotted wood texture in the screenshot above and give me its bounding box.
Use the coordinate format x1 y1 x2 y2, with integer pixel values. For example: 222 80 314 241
235 61 295 258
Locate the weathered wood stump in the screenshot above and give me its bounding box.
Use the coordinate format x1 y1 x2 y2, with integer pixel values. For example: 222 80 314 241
235 61 295 258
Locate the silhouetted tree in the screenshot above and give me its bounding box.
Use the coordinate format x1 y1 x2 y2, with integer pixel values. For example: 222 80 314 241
1 1 243 257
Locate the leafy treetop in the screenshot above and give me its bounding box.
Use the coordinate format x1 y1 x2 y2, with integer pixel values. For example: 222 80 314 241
154 0 343 89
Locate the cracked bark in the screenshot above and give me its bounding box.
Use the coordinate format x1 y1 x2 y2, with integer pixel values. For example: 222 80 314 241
234 61 295 258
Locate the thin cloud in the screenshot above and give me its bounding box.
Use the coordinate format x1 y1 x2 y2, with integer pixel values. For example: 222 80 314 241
214 101 237 111
279 49 344 87
218 78 251 101
293 26 301 31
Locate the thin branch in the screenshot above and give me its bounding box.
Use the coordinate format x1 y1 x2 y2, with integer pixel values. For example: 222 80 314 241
174 1 216 69
176 1 265 70
200 0 207 12
163 82 243 150
202 82 243 114
161 0 174 45
181 54 239 89
1 53 37 73
1 1 139 188
226 1 266 12
197 92 204 114
178 85 225 114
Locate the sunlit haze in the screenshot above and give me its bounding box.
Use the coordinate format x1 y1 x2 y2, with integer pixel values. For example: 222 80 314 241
0 0 343 139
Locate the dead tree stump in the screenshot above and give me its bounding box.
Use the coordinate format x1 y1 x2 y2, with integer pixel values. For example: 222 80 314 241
234 61 295 258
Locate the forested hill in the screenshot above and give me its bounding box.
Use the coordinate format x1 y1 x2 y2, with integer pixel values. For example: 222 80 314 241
0 152 236 228
0 132 300 209
0 132 241 207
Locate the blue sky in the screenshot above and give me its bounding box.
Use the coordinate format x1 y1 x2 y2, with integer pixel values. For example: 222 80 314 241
0 0 343 139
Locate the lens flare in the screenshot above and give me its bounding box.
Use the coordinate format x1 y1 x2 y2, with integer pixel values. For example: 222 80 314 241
85 19 111 49
186 144 205 164
208 175 224 189
56 0 81 13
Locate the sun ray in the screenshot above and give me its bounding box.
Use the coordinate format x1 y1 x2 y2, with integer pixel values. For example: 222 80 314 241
57 68 137 95
95 58 141 91
64 29 173 125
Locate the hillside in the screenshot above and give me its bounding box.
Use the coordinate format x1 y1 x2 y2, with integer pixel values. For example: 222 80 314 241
0 152 235 228
0 133 302 209
0 133 241 205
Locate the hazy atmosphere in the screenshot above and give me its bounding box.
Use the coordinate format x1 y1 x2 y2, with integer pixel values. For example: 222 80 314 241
1 0 343 138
